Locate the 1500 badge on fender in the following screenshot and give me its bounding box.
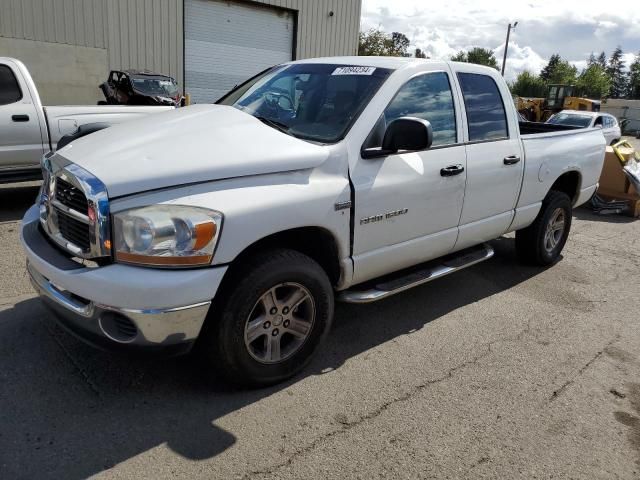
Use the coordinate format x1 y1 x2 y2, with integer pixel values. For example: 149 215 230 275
360 208 409 225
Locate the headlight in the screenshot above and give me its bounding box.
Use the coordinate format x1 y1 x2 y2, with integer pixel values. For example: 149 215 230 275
113 205 222 267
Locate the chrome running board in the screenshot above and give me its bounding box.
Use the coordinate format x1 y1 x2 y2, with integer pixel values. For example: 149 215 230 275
338 243 494 304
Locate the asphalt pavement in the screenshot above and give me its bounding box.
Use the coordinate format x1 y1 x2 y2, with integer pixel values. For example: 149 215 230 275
1 144 639 479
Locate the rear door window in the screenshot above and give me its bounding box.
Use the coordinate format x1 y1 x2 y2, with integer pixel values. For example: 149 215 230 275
457 73 508 142
0 65 22 105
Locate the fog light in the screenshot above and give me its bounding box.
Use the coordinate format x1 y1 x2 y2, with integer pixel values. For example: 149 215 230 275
99 312 138 343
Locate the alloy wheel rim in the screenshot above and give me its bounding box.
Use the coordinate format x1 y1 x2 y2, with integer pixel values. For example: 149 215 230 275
543 208 566 253
244 282 316 364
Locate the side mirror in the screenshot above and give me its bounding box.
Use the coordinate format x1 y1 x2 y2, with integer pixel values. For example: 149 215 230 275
362 117 433 159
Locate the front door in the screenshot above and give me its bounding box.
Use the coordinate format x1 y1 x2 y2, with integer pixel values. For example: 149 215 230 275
452 68 524 250
351 70 467 284
0 62 44 170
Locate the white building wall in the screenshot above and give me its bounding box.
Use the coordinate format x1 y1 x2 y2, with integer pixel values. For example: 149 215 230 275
602 99 640 135
0 0 362 104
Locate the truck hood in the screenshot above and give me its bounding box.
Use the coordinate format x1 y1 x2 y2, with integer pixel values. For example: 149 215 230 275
58 104 329 198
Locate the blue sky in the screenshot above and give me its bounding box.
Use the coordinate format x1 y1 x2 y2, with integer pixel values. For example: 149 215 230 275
361 0 640 80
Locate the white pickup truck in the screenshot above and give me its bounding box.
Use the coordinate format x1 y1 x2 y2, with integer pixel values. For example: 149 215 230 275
21 57 605 387
0 57 171 183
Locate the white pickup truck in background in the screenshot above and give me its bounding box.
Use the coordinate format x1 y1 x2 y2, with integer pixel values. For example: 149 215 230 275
0 57 172 183
21 57 605 387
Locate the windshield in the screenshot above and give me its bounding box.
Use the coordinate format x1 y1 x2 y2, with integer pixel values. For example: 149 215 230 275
130 77 179 97
217 64 393 143
547 113 593 128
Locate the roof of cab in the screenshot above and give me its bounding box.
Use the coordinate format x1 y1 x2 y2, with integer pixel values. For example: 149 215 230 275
289 56 447 70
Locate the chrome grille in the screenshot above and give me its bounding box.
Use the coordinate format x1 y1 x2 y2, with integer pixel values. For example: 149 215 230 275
39 153 111 260
55 178 88 214
54 206 91 251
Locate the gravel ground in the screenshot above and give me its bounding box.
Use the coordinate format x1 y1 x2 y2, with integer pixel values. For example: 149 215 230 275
0 139 639 479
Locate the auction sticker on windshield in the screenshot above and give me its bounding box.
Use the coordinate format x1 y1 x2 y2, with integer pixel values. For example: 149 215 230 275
332 66 376 75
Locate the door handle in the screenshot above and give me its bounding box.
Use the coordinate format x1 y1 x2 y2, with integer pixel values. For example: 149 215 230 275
12 114 29 122
440 164 465 177
503 155 521 165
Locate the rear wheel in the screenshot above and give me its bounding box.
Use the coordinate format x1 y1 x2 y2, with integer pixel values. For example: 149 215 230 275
515 190 572 266
198 249 334 388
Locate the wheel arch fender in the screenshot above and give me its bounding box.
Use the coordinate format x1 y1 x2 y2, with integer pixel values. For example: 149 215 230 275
222 226 344 288
547 170 582 204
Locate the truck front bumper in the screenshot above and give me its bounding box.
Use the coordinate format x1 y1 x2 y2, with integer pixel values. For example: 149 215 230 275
21 205 228 354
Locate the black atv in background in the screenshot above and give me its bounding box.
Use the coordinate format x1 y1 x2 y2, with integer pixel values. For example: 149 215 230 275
99 70 184 107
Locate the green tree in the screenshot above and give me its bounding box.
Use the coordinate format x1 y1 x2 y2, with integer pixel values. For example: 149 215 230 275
576 64 611 99
607 46 628 98
540 54 561 82
358 29 411 57
628 52 640 99
358 29 388 56
467 48 498 69
509 71 546 97
597 51 607 69
390 32 411 57
451 50 467 62
450 48 498 69
414 48 427 59
540 54 578 85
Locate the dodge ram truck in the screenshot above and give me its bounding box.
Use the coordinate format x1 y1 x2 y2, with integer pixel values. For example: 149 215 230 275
21 57 606 387
0 57 172 183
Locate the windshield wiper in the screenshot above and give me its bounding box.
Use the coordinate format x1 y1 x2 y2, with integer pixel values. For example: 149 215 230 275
255 116 291 134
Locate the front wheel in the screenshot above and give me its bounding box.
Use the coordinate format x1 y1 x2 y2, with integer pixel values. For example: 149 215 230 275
515 190 572 266
198 249 334 388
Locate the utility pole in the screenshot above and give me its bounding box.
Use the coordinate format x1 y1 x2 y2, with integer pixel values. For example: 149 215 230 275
501 21 518 76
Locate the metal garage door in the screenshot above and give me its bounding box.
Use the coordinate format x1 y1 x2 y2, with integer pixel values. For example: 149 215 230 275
185 0 295 104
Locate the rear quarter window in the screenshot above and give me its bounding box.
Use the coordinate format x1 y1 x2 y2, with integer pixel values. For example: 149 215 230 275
0 65 22 105
457 72 508 142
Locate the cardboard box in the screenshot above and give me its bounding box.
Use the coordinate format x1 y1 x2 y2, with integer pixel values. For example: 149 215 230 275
598 146 636 195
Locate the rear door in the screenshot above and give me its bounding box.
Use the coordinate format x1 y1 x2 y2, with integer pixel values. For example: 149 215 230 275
451 67 524 250
0 62 45 170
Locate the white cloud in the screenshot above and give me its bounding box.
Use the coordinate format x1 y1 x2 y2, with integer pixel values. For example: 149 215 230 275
361 0 640 78
622 52 637 68
594 20 618 39
571 60 588 72
493 43 547 81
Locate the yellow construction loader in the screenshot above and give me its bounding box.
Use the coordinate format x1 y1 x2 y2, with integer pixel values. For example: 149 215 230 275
516 84 600 122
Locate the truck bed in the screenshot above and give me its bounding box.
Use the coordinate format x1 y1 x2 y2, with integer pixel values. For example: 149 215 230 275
516 122 606 212
519 121 582 135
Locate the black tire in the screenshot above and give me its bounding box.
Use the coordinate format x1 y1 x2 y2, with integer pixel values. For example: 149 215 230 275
610 138 620 146
197 249 334 388
515 190 572 266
